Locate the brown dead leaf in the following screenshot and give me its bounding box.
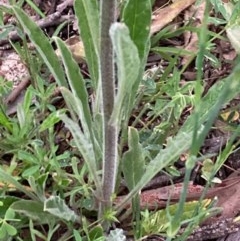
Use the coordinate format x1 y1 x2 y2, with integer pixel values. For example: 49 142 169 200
55 36 85 63
202 177 240 225
151 0 196 35
216 178 240 219
223 50 237 61
182 71 197 81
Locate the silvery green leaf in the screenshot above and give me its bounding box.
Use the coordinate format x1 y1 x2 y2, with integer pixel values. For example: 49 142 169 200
227 26 240 54
106 228 126 241
44 196 79 222
109 23 140 127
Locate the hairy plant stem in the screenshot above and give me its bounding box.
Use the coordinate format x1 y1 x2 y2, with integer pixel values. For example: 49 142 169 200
99 0 117 219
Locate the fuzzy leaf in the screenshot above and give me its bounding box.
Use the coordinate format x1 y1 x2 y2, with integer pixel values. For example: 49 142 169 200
122 127 145 191
54 37 93 130
57 103 101 191
122 0 151 61
11 200 52 223
106 228 127 241
12 7 67 88
227 26 240 54
44 196 79 222
109 23 140 126
121 0 151 122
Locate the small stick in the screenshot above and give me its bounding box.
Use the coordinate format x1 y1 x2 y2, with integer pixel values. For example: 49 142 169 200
56 0 74 13
4 76 30 104
0 12 74 46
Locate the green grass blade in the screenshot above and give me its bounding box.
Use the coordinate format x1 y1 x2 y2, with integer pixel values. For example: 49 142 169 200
74 0 100 88
12 6 67 88
151 47 193 56
25 0 45 18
